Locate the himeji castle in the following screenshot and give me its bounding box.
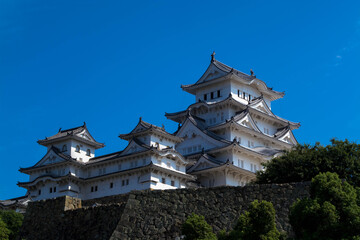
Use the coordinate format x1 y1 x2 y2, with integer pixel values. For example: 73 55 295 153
18 53 299 201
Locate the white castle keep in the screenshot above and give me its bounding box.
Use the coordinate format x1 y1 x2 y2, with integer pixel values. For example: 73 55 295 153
18 54 300 201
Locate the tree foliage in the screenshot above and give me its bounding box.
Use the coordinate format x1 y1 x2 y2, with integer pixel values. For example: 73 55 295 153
219 200 285 240
0 218 10 240
289 172 360 240
0 210 23 240
182 213 217 240
256 139 360 186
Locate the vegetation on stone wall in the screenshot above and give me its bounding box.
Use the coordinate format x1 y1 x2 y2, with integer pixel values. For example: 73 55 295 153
182 213 217 240
218 200 285 240
289 172 360 240
0 210 23 240
256 139 360 186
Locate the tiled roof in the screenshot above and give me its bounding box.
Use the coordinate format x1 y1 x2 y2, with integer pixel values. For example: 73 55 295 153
119 118 182 142
37 123 104 148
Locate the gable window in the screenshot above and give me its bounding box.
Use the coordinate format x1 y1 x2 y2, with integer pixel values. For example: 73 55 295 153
86 149 91 156
62 145 67 152
75 145 80 153
204 94 207 100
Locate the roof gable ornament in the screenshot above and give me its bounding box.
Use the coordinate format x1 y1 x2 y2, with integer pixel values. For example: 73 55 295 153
211 51 216 62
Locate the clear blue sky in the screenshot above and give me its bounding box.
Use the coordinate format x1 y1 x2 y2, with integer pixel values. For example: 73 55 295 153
1 0 360 199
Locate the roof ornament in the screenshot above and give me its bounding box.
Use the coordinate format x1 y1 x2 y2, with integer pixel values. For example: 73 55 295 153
58 128 62 132
161 124 165 130
230 68 234 73
139 117 142 122
83 121 86 126
211 51 216 62
201 148 205 154
250 69 256 78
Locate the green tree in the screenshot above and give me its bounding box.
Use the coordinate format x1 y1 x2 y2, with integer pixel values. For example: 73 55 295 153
256 139 360 186
0 218 10 240
182 213 217 240
0 210 23 240
289 172 360 240
219 200 284 240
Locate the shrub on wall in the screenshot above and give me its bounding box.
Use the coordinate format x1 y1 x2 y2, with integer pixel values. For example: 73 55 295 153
289 172 360 240
218 200 285 240
0 210 23 240
181 213 217 240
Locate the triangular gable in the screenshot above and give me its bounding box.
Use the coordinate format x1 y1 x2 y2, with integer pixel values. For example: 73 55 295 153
249 99 274 116
195 62 228 84
34 148 68 167
120 139 149 156
235 113 261 132
187 155 220 173
277 130 297 145
76 128 96 142
175 118 228 152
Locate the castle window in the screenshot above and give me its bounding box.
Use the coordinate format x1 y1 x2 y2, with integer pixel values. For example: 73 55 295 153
118 164 122 171
49 187 52 193
166 162 171 168
75 145 80 153
95 186 98 191
161 178 166 184
143 159 146 165
110 182 113 188
243 92 246 99
126 179 129 185
38 190 41 195
204 94 207 100
54 187 56 192
176 165 180 171
122 180 125 186
171 180 175 186
211 92 214 99
86 149 91 156
221 112 224 121
249 94 252 100
238 89 240 97
91 186 94 192
62 145 67 152
217 90 221 98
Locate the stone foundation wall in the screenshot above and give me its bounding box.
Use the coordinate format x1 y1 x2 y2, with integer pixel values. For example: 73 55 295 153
20 182 310 240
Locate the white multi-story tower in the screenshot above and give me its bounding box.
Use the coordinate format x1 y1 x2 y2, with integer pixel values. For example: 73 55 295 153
166 53 300 187
18 120 194 201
